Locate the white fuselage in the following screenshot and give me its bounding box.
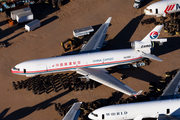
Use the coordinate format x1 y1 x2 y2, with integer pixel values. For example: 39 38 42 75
144 0 180 17
88 99 180 120
11 49 143 76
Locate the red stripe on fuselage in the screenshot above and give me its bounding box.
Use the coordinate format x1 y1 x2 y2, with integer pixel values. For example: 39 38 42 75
11 57 142 74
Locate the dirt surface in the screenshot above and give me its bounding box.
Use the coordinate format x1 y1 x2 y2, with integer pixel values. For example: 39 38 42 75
0 0 180 120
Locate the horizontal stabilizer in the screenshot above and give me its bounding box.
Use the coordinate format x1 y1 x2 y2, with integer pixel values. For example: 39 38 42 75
142 54 162 61
151 38 167 43
63 102 82 120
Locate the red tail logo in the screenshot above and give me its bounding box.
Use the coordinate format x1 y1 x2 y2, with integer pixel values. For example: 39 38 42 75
164 4 175 14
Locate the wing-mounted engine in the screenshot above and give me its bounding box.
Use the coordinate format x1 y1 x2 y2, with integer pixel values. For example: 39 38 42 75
131 41 152 51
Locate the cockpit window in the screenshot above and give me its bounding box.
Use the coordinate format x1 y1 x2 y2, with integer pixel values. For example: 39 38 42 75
13 67 20 71
150 9 152 13
91 112 98 117
145 8 152 13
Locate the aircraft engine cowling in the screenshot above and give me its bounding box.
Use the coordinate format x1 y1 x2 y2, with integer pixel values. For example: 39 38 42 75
131 41 152 51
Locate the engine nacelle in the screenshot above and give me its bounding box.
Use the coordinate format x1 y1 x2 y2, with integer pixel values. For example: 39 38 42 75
131 41 152 51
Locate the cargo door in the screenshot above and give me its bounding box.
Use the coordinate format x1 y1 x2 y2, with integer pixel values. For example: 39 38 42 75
37 64 47 73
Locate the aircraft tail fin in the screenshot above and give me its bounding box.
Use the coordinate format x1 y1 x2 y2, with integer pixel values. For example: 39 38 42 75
141 25 163 43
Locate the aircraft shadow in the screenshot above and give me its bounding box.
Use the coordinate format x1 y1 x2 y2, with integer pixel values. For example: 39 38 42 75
108 67 162 84
3 90 70 120
102 14 145 50
0 108 10 120
152 37 180 57
30 3 60 20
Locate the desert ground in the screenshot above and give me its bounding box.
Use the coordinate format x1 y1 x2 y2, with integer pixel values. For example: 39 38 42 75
0 0 180 120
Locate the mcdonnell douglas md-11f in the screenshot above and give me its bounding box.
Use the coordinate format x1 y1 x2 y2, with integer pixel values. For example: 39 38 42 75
144 0 180 17
11 17 167 96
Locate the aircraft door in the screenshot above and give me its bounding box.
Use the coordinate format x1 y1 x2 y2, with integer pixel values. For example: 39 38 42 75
102 114 105 119
156 8 158 14
37 64 48 73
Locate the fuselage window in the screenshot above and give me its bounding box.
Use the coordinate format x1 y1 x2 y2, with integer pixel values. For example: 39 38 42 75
24 69 26 73
111 113 116 116
156 8 158 14
167 109 170 114
102 114 105 119
117 112 120 115
106 113 110 116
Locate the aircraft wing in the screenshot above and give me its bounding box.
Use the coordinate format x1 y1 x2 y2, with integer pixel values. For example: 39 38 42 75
62 102 82 120
76 68 138 96
80 17 112 52
158 115 180 120
158 70 180 100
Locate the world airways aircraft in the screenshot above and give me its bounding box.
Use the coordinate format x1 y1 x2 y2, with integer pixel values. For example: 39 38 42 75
144 0 180 17
88 70 180 120
11 17 167 96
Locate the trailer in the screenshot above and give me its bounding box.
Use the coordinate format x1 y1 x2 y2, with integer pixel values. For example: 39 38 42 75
16 11 33 23
25 19 40 32
11 7 31 20
73 26 94 38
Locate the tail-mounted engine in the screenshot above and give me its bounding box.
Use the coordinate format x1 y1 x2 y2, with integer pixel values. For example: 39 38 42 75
131 41 152 51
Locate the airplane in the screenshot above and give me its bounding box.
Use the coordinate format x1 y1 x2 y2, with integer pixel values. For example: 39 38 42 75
144 0 180 17
11 17 167 96
88 70 180 120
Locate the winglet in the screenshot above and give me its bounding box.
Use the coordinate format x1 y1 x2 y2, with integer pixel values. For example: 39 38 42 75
134 90 143 97
105 17 112 24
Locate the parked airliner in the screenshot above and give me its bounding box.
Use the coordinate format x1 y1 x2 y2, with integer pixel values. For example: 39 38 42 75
144 0 180 17
11 17 167 96
89 70 180 120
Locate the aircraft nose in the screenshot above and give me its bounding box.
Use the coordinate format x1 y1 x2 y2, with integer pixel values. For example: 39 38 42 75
11 68 15 73
88 113 95 120
144 9 146 14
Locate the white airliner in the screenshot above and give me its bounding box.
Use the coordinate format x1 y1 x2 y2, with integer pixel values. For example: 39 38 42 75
144 0 180 17
88 70 180 120
11 17 167 96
